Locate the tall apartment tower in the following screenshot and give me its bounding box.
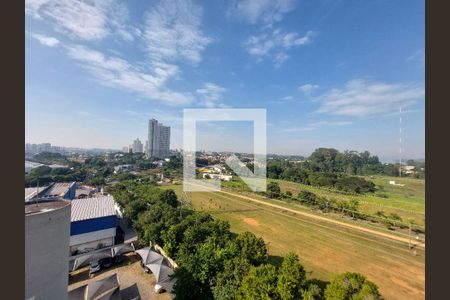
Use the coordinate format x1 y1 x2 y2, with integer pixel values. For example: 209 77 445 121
147 119 171 158
132 138 144 153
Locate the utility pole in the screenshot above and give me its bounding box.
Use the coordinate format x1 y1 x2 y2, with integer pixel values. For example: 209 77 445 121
408 222 412 250
399 106 403 178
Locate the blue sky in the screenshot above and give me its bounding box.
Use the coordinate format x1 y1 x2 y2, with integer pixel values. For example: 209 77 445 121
25 0 424 161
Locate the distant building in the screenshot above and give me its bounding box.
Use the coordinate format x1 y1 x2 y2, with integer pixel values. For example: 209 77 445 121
25 182 77 202
147 119 171 159
122 146 128 153
25 199 71 300
144 140 149 154
25 143 52 154
70 196 118 255
132 138 144 153
114 164 132 173
202 173 233 181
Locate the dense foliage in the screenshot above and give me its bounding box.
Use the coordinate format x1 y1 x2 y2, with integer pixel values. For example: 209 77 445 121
324 272 381 300
108 181 381 300
25 152 182 187
267 148 423 194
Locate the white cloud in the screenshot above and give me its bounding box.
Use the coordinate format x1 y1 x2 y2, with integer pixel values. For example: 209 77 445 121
282 120 353 132
230 0 295 25
27 0 215 107
25 0 137 41
30 33 60 47
64 44 192 105
298 83 319 94
245 29 315 65
196 83 227 107
316 79 424 117
143 0 212 64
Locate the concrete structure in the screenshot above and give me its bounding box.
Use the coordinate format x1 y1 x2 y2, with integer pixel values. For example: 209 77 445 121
147 119 171 158
114 164 132 173
202 173 233 181
25 182 77 202
70 196 118 254
41 182 77 200
132 138 144 153
25 199 71 300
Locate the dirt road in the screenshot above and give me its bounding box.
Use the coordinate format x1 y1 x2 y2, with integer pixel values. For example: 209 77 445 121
188 183 425 249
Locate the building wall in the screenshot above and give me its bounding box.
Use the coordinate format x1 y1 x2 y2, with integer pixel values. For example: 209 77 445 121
147 119 170 158
71 215 117 236
70 227 116 253
159 125 170 158
148 119 159 157
25 202 71 300
63 182 77 200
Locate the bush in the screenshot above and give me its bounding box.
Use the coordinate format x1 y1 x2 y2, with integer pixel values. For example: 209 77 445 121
324 272 381 300
298 191 317 205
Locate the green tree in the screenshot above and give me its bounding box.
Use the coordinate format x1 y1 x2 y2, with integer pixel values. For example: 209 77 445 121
324 272 381 300
301 282 323 300
172 266 213 300
236 231 268 265
277 252 306 300
29 165 52 177
309 148 340 173
267 182 281 199
134 203 179 246
238 264 279 300
158 189 178 207
213 257 252 300
298 191 317 205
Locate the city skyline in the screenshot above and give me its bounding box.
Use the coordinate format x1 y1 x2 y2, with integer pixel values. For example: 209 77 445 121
25 0 424 161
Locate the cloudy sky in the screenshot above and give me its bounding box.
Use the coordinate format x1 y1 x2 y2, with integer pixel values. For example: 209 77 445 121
25 0 424 161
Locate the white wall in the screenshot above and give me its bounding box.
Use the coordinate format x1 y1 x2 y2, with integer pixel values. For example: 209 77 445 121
70 228 116 253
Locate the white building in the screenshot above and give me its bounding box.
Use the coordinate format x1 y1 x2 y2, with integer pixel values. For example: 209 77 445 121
203 173 233 181
70 196 118 255
132 138 144 153
147 119 171 158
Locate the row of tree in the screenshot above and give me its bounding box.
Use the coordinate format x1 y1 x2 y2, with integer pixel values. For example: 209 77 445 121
108 180 382 299
265 182 421 232
268 148 424 184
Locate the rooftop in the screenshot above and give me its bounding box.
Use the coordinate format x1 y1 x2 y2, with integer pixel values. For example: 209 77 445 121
41 182 76 198
71 196 117 222
25 199 71 215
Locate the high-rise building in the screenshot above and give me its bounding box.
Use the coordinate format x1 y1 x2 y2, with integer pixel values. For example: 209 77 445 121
147 119 171 158
132 138 144 153
159 125 171 158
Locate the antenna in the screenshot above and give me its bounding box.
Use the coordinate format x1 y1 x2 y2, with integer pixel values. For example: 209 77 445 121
399 106 402 177
34 179 40 206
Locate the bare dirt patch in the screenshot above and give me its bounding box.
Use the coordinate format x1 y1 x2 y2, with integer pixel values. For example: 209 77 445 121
243 217 260 227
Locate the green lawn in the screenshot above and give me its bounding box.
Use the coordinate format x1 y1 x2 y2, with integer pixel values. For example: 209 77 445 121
271 176 425 228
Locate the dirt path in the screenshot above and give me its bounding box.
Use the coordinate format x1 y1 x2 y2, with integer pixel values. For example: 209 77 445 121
188 183 425 249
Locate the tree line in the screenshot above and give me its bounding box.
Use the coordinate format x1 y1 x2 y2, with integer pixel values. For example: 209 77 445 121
267 148 424 191
108 180 381 300
265 181 421 233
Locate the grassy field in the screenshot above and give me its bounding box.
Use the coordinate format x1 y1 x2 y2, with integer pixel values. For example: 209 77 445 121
162 183 425 300
272 176 425 228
